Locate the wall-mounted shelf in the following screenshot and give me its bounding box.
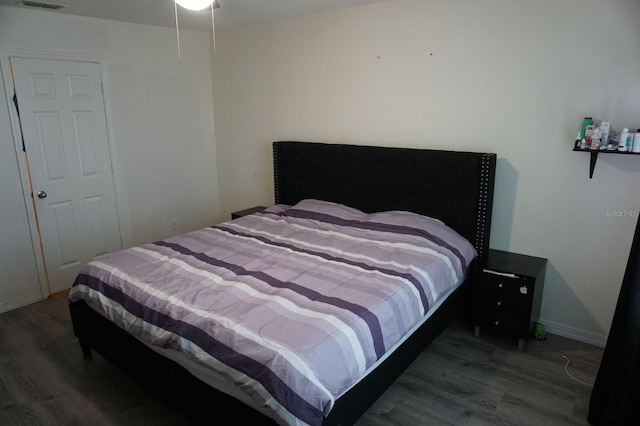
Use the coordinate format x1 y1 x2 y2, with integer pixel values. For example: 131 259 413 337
573 147 640 178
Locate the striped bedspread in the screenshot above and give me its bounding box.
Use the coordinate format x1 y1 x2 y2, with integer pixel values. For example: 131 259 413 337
68 199 477 425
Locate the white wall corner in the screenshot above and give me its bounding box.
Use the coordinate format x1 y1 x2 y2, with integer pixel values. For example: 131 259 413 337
0 292 44 315
539 317 607 348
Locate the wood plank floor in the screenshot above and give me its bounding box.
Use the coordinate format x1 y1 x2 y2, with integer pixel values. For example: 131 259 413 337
0 294 602 426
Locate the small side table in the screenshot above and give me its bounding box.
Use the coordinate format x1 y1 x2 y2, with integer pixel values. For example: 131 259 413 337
231 206 267 220
471 249 547 350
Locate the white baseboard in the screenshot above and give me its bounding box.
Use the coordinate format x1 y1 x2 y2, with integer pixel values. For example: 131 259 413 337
539 317 607 348
0 292 44 315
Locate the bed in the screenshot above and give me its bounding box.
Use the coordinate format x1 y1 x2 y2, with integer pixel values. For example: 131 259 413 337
68 141 496 426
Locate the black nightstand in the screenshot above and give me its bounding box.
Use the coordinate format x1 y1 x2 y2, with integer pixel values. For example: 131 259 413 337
231 206 267 220
471 249 547 350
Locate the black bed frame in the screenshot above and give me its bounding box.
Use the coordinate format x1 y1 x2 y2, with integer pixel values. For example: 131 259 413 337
69 141 496 425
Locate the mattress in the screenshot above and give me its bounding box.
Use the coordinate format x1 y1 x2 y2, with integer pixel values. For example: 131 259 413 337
68 199 477 425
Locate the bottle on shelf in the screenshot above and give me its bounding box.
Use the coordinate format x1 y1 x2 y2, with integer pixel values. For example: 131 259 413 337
580 117 593 140
633 129 640 153
601 121 610 147
590 127 601 150
619 127 629 152
575 131 582 149
586 124 595 146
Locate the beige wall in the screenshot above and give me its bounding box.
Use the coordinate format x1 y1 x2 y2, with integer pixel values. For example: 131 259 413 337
212 0 640 344
0 6 219 248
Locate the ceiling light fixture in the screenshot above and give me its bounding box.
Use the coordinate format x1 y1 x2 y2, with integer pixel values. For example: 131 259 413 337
173 0 219 58
174 0 214 11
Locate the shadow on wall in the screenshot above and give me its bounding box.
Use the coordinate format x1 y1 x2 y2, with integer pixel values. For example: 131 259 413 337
589 151 640 178
543 262 608 344
489 158 517 250
489 157 607 344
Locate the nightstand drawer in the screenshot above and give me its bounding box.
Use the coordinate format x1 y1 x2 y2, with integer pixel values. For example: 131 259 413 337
478 273 535 302
474 313 533 338
474 293 533 318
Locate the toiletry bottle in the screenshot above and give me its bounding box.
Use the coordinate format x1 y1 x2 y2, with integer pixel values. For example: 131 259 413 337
600 121 610 147
619 127 629 152
585 123 595 147
633 129 640 153
591 127 601 150
581 117 593 140
575 131 582 149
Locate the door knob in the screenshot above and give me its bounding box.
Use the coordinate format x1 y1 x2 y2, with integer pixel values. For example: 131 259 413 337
36 191 47 199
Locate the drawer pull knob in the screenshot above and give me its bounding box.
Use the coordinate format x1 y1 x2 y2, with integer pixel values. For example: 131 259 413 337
498 283 503 288
494 320 500 326
497 300 502 306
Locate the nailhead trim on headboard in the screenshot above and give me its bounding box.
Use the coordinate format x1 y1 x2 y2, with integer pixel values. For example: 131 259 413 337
273 143 280 204
475 154 495 261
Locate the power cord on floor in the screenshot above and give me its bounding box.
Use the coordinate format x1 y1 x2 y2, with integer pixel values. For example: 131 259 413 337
562 355 593 387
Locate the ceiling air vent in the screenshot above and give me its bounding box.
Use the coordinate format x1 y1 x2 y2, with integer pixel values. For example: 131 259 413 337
21 0 67 10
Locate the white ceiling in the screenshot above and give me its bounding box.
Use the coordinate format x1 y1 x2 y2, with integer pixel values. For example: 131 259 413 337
0 0 387 31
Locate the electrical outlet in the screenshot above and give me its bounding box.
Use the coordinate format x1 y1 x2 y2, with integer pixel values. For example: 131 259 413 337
170 218 178 231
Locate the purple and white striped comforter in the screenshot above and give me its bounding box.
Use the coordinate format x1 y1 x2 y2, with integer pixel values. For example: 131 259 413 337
69 199 477 426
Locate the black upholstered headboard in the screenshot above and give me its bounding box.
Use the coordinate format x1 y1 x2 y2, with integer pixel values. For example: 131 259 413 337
273 141 496 261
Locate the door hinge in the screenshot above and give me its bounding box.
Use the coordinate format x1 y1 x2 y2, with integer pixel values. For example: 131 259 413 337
12 92 20 117
12 92 27 152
